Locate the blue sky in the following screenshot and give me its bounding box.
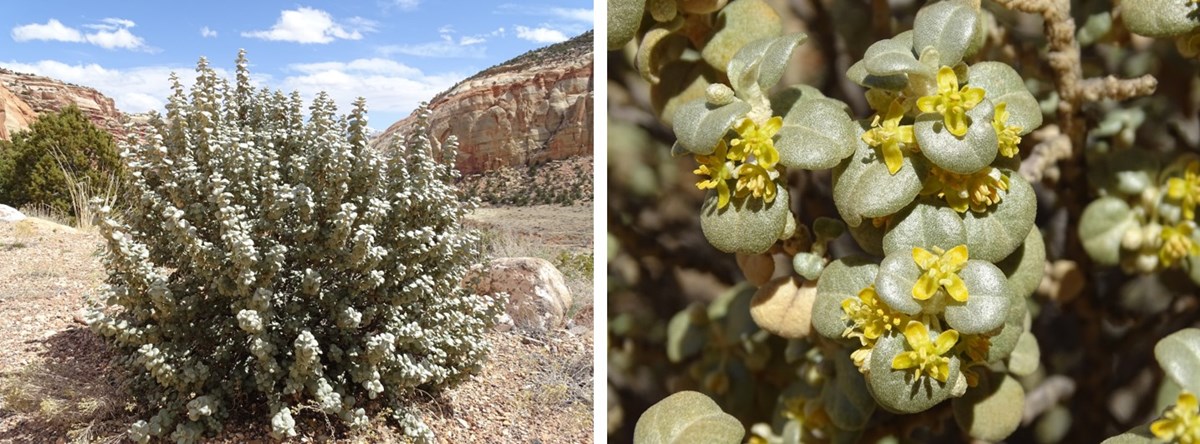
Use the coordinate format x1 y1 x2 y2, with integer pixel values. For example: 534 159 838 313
0 1 594 129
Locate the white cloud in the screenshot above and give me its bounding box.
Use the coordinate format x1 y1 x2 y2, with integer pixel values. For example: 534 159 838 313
200 26 218 38
11 19 83 43
379 25 494 58
242 7 372 44
515 26 567 44
548 8 594 23
11 18 150 51
280 58 462 122
392 0 420 10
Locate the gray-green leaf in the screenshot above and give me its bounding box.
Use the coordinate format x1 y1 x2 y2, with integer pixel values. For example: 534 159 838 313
995 228 1046 299
1078 196 1137 266
633 391 745 444
882 201 968 257
1119 0 1200 38
963 171 1037 263
701 0 783 74
776 98 858 170
952 373 1025 442
863 31 932 78
727 33 808 93
833 124 927 227
943 260 1012 335
867 333 963 414
967 62 1043 135
915 98 998 175
912 0 980 66
847 60 909 91
1154 328 1200 394
700 183 791 254
672 99 751 155
1008 331 1041 376
822 350 877 431
666 303 708 362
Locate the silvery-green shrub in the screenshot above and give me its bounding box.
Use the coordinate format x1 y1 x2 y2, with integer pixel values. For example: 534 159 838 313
85 51 501 443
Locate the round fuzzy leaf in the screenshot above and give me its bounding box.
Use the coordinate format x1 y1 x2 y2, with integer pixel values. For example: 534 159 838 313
847 218 886 257
1119 0 1200 38
667 303 708 362
608 0 647 50
912 0 980 65
863 31 932 78
952 374 1025 442
1154 328 1200 394
637 27 689 84
867 333 963 414
963 171 1037 263
727 33 808 93
996 229 1046 299
1078 196 1137 266
1007 331 1041 376
1101 424 1158 444
776 98 859 170
967 62 1043 135
792 252 826 280
874 251 925 315
653 61 722 127
915 99 999 175
709 284 759 343
833 124 926 227
812 257 880 342
672 99 751 155
751 276 817 339
633 391 745 444
702 0 783 74
771 84 826 117
822 350 877 431
882 202 968 257
943 261 1011 335
700 183 791 255
846 60 909 91
987 297 1029 362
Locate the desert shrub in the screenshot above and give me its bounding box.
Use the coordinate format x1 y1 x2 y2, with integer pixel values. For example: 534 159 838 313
84 51 501 443
0 105 122 221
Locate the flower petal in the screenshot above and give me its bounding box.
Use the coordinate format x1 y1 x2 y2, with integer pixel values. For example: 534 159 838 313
917 96 939 114
937 66 957 93
892 352 917 370
961 86 985 109
902 320 930 348
762 116 783 136
934 329 959 355
913 247 939 269
883 140 904 174
717 181 730 208
945 245 969 267
945 274 969 302
946 109 968 137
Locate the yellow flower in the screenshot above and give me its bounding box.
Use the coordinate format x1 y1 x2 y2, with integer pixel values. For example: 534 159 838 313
694 140 734 209
841 285 906 345
1151 391 1200 444
734 163 777 203
1167 161 1200 221
1160 222 1200 268
729 116 783 169
993 102 1023 158
917 66 985 138
958 334 991 387
862 100 917 175
891 320 959 383
921 166 1010 213
912 245 970 302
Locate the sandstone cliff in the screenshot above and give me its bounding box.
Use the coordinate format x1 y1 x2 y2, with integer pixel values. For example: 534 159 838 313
0 68 129 141
372 31 593 175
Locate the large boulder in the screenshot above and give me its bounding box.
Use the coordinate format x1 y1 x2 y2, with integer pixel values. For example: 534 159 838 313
468 257 573 332
0 204 26 222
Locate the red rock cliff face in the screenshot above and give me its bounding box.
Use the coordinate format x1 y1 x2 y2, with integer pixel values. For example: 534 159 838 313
372 32 593 175
0 69 129 140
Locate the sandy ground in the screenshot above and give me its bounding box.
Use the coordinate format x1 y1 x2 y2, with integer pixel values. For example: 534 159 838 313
0 208 593 444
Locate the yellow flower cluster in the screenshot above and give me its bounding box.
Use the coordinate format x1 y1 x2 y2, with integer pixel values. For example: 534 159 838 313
1168 161 1200 221
1160 222 1200 268
693 117 784 209
921 166 1010 213
912 245 970 302
917 66 985 138
862 100 916 175
1151 391 1200 444
993 102 1023 158
891 321 959 383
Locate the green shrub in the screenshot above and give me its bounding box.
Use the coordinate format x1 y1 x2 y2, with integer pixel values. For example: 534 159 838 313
85 52 501 443
0 105 122 220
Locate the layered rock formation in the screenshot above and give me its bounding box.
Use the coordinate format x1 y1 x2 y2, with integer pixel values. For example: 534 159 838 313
373 31 593 175
0 68 128 140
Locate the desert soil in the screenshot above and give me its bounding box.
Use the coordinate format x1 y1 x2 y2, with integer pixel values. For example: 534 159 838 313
0 203 594 443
